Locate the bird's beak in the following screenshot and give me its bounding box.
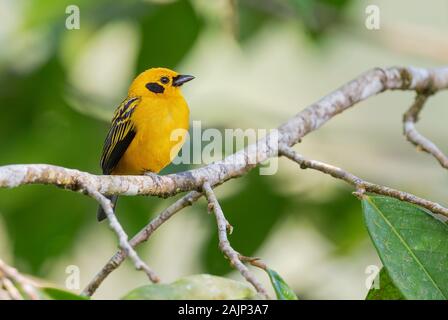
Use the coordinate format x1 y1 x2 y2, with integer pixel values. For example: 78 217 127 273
173 74 195 87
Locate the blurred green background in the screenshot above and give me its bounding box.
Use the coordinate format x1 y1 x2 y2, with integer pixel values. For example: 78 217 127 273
0 0 447 299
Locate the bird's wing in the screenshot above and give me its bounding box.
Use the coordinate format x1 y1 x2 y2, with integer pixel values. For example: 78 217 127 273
100 97 140 174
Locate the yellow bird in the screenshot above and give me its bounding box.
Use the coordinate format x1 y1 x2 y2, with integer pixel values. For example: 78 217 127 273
97 67 194 221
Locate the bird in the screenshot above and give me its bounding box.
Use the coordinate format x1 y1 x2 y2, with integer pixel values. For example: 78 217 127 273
97 67 194 221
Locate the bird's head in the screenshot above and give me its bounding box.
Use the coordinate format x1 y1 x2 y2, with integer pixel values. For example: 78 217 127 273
128 67 194 98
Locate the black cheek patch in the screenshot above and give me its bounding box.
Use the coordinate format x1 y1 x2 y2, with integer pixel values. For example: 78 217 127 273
145 82 165 94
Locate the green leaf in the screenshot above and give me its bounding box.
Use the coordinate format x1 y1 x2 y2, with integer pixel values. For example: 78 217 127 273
42 287 89 300
122 274 256 300
365 268 405 300
362 195 448 300
266 269 298 300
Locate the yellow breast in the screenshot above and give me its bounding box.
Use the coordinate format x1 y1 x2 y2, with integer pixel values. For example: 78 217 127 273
112 95 189 175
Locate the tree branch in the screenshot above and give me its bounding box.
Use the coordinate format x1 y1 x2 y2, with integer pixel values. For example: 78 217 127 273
82 191 201 296
0 259 40 300
279 146 448 217
202 182 270 299
403 93 448 169
84 186 159 284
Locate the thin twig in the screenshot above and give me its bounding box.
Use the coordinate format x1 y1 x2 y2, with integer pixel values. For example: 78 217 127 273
84 187 160 284
403 93 448 169
280 146 448 217
0 259 40 300
1 278 23 300
82 191 202 296
202 182 271 299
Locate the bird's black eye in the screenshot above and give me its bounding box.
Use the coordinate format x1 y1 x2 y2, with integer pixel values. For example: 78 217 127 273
160 76 170 84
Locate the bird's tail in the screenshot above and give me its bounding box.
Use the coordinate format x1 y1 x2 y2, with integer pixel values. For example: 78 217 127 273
97 195 119 222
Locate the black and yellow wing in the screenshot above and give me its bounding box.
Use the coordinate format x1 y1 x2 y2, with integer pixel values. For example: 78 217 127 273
100 97 140 175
